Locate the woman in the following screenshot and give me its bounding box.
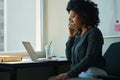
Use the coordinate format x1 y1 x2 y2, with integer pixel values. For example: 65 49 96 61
50 0 107 80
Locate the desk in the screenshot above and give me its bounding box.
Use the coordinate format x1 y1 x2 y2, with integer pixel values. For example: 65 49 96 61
0 58 71 80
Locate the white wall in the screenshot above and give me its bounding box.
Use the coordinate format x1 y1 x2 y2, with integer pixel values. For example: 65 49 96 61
92 0 115 37
44 0 69 57
44 0 120 57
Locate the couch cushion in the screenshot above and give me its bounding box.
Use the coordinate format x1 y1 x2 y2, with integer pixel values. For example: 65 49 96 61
103 42 120 75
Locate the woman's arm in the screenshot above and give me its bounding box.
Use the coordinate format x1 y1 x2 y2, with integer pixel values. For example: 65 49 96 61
65 37 75 61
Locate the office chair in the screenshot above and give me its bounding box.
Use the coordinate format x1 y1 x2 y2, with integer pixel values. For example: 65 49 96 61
95 42 120 80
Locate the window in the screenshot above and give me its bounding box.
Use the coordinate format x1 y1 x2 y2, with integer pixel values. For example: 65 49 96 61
36 0 43 51
0 0 4 51
0 0 43 52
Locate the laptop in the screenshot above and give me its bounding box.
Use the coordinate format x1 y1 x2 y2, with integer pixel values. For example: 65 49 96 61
22 41 58 62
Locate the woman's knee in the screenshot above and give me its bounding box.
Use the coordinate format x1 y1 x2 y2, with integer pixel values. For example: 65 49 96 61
48 76 56 80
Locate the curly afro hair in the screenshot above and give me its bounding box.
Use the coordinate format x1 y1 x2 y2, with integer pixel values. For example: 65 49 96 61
66 0 100 27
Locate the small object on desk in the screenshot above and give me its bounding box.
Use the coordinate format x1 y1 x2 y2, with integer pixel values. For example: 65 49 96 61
45 41 53 60
0 56 22 62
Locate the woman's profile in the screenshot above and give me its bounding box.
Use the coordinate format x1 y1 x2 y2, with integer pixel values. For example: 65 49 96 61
49 0 107 80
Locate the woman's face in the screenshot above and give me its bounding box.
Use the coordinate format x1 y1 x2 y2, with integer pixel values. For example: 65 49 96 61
69 10 83 30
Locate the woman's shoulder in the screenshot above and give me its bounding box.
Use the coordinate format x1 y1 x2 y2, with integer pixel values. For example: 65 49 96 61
89 27 101 32
88 27 102 34
87 27 103 38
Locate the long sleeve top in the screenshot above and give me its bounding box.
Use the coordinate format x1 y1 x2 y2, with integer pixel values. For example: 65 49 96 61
66 27 105 77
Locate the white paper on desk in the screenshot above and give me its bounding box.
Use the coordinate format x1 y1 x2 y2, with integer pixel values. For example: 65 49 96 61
36 57 67 62
37 57 58 61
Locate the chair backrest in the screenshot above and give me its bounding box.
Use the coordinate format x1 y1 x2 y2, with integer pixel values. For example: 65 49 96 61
103 42 120 76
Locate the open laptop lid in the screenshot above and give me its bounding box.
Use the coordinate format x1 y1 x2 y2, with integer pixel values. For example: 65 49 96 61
22 41 38 61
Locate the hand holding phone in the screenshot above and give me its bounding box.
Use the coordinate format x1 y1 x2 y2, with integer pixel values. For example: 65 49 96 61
68 23 79 37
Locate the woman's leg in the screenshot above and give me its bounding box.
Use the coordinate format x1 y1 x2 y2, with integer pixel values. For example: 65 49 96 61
79 67 107 78
48 76 99 80
48 76 82 80
48 76 56 80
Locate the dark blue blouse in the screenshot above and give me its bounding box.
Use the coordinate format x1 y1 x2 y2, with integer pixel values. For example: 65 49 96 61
66 27 105 77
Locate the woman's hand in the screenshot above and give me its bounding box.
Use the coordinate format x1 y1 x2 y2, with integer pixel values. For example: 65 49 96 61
55 73 69 80
68 23 78 37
